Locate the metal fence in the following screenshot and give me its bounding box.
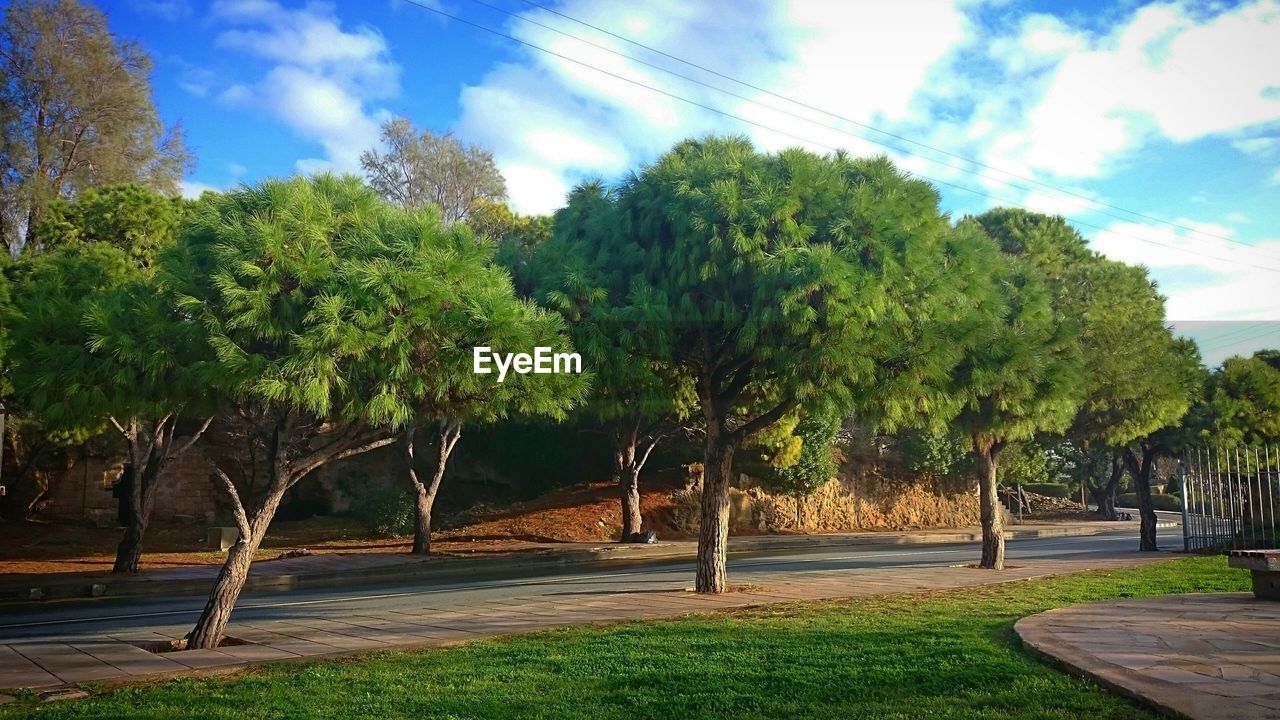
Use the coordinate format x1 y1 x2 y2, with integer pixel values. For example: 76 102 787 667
1182 446 1280 552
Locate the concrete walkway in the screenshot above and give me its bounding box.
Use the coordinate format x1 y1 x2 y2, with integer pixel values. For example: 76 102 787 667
1017 594 1280 720
0 548 1168 695
0 519 1161 605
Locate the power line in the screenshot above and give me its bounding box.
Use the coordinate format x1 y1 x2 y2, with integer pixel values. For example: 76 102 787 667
1200 324 1280 354
1197 322 1277 348
398 0 1280 274
514 0 1269 256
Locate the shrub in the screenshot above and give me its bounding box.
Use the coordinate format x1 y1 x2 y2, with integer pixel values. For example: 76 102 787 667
1021 482 1072 498
348 482 414 537
770 411 843 497
1116 492 1182 512
898 428 972 476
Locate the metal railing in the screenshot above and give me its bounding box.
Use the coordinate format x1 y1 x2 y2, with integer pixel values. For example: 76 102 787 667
1182 446 1279 552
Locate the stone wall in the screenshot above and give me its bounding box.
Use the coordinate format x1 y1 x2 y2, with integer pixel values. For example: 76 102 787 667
37 450 221 526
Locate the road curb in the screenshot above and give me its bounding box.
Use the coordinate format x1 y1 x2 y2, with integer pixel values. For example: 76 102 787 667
1 522 1167 607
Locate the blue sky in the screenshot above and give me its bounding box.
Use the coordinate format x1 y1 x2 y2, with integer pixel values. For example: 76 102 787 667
103 0 1279 364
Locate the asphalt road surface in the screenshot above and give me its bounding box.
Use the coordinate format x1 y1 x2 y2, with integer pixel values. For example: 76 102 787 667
0 531 1157 646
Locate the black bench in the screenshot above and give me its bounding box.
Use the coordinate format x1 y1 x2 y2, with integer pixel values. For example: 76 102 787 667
1228 550 1280 600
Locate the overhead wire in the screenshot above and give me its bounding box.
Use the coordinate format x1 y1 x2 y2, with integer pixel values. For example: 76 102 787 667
398 0 1280 274
513 0 1271 256
1199 324 1280 354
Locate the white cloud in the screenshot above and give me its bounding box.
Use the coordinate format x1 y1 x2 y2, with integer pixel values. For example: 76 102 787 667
181 180 221 198
456 0 977 214
1231 136 1278 154
209 0 399 174
1020 189 1101 217
976 0 1280 180
445 0 1280 242
1091 219 1280 320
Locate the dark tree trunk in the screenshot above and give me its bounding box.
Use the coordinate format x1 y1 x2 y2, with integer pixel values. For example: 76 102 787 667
620 466 642 540
695 429 736 593
1125 445 1159 552
112 428 152 575
110 417 209 574
111 503 147 574
407 418 461 556
975 437 1005 570
1090 451 1124 520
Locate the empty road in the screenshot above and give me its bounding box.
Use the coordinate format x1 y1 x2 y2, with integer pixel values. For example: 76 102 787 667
0 531 1158 646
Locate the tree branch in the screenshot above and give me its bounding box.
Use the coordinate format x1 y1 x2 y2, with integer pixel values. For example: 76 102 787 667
288 432 398 489
171 416 214 459
716 362 755 413
197 446 251 541
108 416 128 438
731 397 800 443
637 434 662 472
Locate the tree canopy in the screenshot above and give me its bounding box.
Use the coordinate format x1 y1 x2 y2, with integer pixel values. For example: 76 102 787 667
945 218 1084 568
613 136 970 590
168 174 545 647
0 0 189 253
6 182 207 571
34 183 184 269
361 117 506 224
531 180 694 539
1203 352 1280 446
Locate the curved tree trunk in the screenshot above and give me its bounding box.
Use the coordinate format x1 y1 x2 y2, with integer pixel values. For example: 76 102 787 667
399 422 427 554
187 486 284 650
695 430 735 593
975 437 1005 570
187 418 395 650
408 418 461 556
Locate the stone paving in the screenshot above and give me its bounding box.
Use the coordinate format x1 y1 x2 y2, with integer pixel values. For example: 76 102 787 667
1017 594 1280 720
0 552 1167 694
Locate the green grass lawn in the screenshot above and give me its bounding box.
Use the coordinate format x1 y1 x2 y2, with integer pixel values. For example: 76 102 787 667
2 556 1250 720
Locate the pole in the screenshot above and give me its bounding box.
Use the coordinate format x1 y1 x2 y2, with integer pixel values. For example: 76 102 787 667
1178 457 1189 552
0 408 6 508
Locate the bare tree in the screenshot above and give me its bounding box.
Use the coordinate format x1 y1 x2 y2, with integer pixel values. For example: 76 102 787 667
360 117 505 224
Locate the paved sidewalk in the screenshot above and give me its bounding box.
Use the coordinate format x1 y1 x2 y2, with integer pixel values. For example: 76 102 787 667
1 519 1162 605
0 550 1169 694
1017 594 1280 720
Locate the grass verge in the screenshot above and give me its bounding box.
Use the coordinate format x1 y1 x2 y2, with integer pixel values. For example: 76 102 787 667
1 555 1250 719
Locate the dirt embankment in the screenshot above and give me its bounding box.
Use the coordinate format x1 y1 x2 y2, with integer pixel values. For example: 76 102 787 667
1 458 982 576
663 459 978 536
